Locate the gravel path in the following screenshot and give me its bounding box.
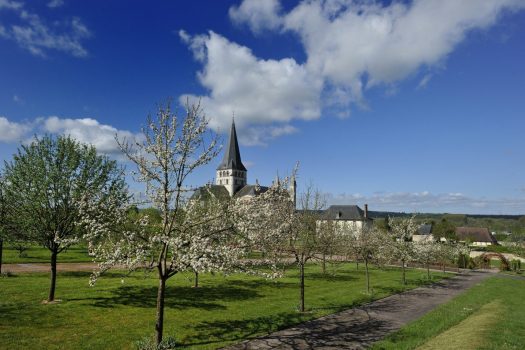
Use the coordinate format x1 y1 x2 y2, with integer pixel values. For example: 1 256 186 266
222 270 495 350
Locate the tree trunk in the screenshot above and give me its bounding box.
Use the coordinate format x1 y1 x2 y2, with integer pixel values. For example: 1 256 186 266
443 263 446 273
322 253 326 274
299 263 305 313
402 259 406 285
365 258 370 293
155 275 167 345
427 262 430 280
48 249 58 302
194 271 199 288
356 259 359 270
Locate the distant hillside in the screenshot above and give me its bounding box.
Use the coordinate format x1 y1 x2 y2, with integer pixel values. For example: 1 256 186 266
368 211 523 220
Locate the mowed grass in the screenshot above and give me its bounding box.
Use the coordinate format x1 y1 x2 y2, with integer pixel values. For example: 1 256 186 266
372 275 525 350
2 244 91 264
0 263 448 349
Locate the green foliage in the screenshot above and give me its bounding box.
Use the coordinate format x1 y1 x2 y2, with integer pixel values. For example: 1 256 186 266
2 134 127 249
433 219 457 241
510 259 521 273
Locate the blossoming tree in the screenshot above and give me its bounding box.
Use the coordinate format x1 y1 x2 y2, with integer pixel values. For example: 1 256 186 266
387 215 419 285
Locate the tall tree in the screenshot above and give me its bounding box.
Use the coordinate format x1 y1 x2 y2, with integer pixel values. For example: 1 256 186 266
2 135 126 301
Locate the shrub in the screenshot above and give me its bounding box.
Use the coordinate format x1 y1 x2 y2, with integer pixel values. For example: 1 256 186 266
510 259 522 272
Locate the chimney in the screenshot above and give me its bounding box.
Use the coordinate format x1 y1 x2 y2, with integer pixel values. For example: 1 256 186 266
364 204 369 219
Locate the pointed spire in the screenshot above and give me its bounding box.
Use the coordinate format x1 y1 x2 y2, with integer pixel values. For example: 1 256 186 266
217 118 247 171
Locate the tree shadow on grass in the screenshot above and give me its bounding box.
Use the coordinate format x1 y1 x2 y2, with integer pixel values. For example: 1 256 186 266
304 271 359 283
180 311 308 348
71 283 261 310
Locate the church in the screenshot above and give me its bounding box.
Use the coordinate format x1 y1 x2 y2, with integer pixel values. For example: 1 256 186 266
192 119 293 201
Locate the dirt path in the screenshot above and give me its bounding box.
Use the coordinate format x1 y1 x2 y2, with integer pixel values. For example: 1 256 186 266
2 262 98 273
222 270 495 350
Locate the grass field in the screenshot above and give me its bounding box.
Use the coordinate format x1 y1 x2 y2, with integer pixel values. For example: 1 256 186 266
2 244 92 264
0 263 448 349
372 275 525 350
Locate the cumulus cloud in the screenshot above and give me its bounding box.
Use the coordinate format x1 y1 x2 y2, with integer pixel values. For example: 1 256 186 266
0 1 91 57
0 115 141 155
179 30 322 144
0 116 32 142
42 116 140 154
325 190 525 214
229 0 282 33
180 0 524 143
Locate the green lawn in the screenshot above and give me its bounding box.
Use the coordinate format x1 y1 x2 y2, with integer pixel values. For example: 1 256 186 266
0 263 448 349
372 275 525 350
2 244 92 264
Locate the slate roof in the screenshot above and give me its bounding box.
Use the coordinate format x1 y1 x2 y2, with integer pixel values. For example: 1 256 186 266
417 224 433 235
190 185 230 201
217 120 247 171
455 227 497 244
322 205 372 221
233 184 269 198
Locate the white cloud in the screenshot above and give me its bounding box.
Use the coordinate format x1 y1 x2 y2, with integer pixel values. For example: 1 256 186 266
325 190 525 214
47 0 64 8
0 115 141 155
229 0 282 34
185 0 525 139
179 30 322 144
0 116 31 142
0 2 91 57
42 116 139 154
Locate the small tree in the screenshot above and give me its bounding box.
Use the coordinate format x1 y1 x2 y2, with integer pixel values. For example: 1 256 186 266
288 185 326 312
341 225 384 293
2 135 126 301
413 240 439 280
388 215 418 285
80 100 256 345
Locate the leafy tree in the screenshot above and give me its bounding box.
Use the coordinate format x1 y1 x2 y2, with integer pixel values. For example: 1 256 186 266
2 135 126 302
433 218 457 241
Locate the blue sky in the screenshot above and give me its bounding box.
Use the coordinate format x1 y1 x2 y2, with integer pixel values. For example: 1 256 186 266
1 0 525 214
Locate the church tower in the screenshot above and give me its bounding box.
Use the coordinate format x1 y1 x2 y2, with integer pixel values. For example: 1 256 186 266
216 120 247 196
